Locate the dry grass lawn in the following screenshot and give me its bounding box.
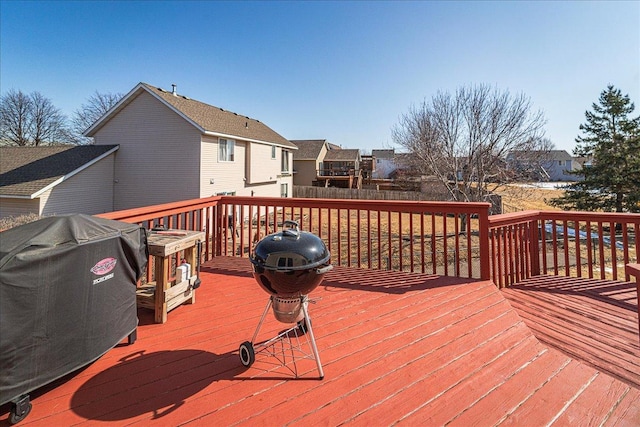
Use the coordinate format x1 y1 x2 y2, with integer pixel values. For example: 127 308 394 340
491 183 565 212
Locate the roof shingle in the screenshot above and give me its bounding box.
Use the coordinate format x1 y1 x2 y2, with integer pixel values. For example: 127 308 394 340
324 148 360 161
291 140 328 160
0 145 118 197
143 84 296 149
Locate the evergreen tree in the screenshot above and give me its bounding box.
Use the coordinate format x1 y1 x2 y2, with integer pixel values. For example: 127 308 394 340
550 85 640 212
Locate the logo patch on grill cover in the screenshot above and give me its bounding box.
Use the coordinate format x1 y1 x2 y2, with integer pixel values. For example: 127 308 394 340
91 257 117 275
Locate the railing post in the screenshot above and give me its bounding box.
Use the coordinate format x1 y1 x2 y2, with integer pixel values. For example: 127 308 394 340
530 216 541 276
478 205 491 281
215 203 224 256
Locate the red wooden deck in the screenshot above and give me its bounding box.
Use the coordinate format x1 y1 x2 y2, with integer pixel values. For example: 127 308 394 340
501 275 640 389
2 257 639 426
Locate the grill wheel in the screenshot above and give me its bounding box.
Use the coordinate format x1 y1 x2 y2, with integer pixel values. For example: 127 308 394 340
239 341 255 367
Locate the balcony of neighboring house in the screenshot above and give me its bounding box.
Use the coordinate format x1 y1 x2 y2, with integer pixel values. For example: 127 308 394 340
3 196 639 425
315 164 362 189
315 148 363 189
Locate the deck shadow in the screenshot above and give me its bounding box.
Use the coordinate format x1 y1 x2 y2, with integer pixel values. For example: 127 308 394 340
70 349 247 422
505 275 638 313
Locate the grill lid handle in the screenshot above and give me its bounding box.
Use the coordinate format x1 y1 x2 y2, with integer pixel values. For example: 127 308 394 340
282 220 300 238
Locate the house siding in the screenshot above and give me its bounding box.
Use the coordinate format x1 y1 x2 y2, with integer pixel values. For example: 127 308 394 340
0 154 115 219
293 160 318 186
200 137 292 198
246 142 279 184
93 91 201 211
201 136 248 196
293 144 327 186
40 154 115 216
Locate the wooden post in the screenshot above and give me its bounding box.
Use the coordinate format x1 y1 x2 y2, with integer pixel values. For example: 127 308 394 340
154 254 169 324
477 204 491 281
624 263 640 343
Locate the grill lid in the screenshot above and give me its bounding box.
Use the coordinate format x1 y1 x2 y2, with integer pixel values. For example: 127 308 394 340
251 220 330 271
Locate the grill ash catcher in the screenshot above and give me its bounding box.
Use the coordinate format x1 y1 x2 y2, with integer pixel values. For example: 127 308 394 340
239 220 332 379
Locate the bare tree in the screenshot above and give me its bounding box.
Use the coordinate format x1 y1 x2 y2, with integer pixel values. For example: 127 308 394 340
0 89 71 146
71 91 123 144
0 89 32 146
30 92 70 146
392 84 549 203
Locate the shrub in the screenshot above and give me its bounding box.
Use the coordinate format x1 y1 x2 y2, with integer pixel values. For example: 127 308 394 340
0 213 42 231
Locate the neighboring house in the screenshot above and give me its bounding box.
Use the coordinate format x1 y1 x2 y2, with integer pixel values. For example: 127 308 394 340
371 149 397 179
359 154 375 181
0 145 118 219
290 139 331 186
319 148 362 189
507 150 585 182
322 149 361 176
85 82 297 211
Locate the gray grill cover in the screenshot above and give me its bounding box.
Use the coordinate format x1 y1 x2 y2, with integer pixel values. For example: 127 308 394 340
0 214 147 405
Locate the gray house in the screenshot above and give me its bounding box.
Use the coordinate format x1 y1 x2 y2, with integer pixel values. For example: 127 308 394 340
85 82 297 211
0 145 118 219
507 150 586 182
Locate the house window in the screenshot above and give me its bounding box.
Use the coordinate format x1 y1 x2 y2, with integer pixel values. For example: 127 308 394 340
219 138 235 162
281 150 290 172
271 145 276 159
281 183 288 198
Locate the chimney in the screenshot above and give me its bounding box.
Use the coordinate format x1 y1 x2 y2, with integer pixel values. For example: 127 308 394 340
171 84 177 96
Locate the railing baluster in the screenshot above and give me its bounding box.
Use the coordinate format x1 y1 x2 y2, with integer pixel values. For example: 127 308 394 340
421 212 426 274
610 221 618 280
410 212 415 273
431 212 438 274
398 211 403 271
598 221 605 280
467 214 472 278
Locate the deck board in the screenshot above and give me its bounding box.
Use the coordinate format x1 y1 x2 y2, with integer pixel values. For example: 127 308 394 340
1 257 639 426
501 275 640 389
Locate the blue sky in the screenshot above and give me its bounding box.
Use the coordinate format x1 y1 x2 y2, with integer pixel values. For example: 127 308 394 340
1 1 638 153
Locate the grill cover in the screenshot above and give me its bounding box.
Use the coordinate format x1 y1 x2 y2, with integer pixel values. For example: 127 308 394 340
250 221 331 296
0 214 148 405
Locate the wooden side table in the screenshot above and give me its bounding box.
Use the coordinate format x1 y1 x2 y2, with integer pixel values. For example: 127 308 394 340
136 229 205 323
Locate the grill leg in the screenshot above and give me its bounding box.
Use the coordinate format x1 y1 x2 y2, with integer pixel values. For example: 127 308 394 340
301 298 324 379
251 298 273 344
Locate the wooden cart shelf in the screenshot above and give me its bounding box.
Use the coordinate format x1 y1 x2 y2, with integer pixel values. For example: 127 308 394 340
136 229 204 323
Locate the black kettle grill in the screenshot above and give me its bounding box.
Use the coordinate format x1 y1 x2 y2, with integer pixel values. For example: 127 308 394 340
238 220 332 378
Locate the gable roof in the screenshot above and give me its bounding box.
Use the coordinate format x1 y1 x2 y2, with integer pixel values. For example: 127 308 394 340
85 83 296 149
0 145 118 198
324 148 360 161
372 149 395 159
290 139 328 160
547 150 573 160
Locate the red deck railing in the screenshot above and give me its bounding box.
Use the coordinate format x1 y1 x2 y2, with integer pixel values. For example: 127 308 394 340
488 210 640 288
98 196 639 288
99 196 491 280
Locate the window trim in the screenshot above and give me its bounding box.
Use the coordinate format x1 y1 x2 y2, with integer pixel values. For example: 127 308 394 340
281 149 290 172
271 145 276 159
219 138 235 162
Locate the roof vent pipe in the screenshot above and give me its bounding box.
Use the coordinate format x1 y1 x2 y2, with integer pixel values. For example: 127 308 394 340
171 84 177 96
